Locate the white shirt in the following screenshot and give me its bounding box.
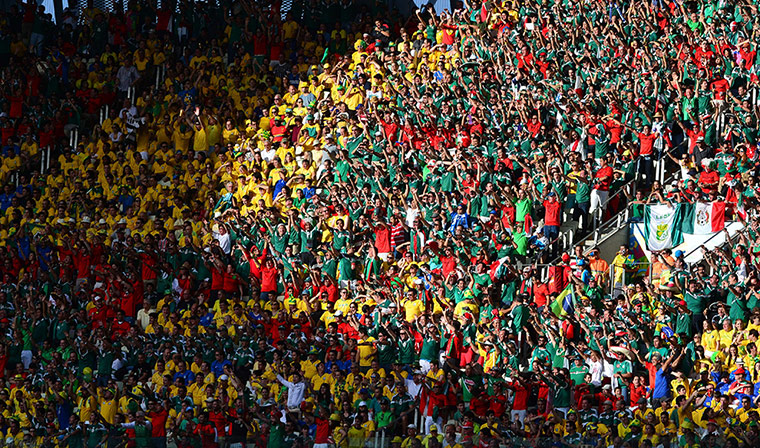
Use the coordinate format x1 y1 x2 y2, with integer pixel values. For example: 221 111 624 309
586 358 604 386
276 374 306 409
214 231 231 254
404 378 423 399
136 308 155 330
116 65 139 92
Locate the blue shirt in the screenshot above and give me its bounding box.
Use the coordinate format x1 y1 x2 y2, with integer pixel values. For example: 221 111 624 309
449 212 470 233
0 193 12 212
199 312 214 327
118 194 135 212
173 370 195 384
211 359 231 377
1 144 19 156
652 368 670 400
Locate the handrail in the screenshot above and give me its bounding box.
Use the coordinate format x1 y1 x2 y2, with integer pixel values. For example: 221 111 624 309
684 220 742 259
589 176 636 237
547 169 681 266
543 113 734 266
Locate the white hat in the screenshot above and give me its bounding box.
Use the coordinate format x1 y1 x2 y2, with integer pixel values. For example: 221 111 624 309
82 217 91 223
219 374 229 381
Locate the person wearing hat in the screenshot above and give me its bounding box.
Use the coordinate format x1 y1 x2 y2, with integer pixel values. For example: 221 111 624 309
587 247 609 287
401 423 422 448
374 398 393 431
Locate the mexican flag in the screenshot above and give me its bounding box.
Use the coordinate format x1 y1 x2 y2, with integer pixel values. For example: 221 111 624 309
681 202 726 235
470 2 488 23
489 256 510 281
644 204 684 250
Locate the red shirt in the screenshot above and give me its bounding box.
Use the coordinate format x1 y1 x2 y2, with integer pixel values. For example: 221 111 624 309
374 226 391 253
489 393 508 417
629 384 647 406
271 125 287 142
260 267 278 292
253 35 268 56
148 409 169 437
533 283 549 308
469 393 490 417
440 256 457 278
711 78 730 100
8 96 23 119
88 305 113 329
222 271 241 293
526 120 542 138
543 199 561 227
319 283 338 303
509 381 530 410
194 422 218 447
111 319 130 339
140 252 157 281
607 120 624 144
119 291 138 317
337 321 359 341
594 166 614 191
208 411 227 435
72 251 91 280
699 170 719 190
380 120 399 142
440 24 456 45
210 267 224 290
638 132 656 156
517 52 534 71
315 418 330 444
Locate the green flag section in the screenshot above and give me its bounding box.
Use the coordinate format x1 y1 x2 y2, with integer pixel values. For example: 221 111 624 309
549 284 575 319
680 202 726 235
644 204 684 251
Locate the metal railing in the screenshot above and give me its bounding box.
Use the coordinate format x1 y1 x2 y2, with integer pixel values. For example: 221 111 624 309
39 147 52 174
547 177 636 264
558 169 681 264
127 87 137 106
155 64 167 91
683 221 742 260
609 262 652 297
587 177 636 241
69 127 80 149
99 105 110 125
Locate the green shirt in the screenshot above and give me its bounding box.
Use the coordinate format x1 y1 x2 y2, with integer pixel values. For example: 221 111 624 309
576 181 591 204
570 364 589 385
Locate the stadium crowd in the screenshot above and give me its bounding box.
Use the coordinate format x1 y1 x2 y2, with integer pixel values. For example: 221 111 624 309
2 0 760 447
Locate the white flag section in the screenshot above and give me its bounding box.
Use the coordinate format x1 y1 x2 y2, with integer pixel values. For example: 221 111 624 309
415 0 452 15
644 204 683 251
691 202 726 235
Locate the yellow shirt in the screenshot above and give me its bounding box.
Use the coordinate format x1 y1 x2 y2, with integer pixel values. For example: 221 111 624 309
356 337 377 367
283 21 299 40
193 127 208 151
701 330 720 353
719 329 735 350
98 396 118 424
403 299 424 322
